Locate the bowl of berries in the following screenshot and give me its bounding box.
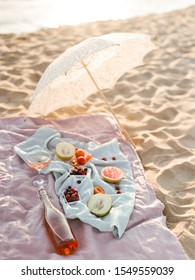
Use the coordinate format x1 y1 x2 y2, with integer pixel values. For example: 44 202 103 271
69 166 88 177
64 186 80 204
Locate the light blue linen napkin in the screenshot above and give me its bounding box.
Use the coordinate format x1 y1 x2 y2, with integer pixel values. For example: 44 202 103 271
14 127 135 238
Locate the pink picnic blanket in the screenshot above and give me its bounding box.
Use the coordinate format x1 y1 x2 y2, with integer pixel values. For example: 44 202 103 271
0 113 187 259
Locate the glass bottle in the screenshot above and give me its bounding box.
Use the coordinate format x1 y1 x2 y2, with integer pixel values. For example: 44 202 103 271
38 188 78 255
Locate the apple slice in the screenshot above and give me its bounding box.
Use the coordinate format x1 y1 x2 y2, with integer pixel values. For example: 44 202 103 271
56 141 75 161
88 194 112 217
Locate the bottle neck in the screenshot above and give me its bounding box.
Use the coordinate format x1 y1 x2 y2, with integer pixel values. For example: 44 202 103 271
38 188 52 208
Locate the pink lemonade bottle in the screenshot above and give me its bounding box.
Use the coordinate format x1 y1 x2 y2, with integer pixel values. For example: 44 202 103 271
38 188 78 255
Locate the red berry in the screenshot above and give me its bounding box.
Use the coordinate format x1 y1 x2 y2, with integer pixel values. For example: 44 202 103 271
66 195 72 202
112 156 116 160
102 157 107 161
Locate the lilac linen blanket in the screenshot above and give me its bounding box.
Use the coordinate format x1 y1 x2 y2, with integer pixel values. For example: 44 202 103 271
0 113 187 259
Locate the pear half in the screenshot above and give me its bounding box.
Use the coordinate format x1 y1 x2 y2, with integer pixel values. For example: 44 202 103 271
56 141 75 160
88 194 112 217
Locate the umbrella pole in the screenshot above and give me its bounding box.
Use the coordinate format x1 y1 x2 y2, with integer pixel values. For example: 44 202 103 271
81 60 134 145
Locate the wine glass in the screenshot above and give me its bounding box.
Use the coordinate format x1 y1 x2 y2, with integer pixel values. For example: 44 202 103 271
26 149 51 187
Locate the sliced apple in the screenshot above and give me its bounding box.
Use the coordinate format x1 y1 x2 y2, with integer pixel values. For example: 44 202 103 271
88 194 112 217
56 141 75 161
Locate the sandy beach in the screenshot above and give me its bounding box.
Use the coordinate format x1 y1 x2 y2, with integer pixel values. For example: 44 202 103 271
0 5 195 259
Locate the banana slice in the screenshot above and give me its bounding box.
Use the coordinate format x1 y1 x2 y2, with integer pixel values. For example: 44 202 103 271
56 141 75 160
88 194 112 217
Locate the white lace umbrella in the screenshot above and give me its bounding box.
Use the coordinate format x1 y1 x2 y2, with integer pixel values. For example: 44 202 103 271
27 33 156 119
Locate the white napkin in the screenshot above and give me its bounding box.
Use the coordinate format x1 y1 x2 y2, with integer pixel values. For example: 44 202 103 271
14 127 135 238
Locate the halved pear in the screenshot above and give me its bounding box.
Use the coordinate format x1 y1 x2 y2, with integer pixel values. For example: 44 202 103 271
56 141 75 161
88 194 112 217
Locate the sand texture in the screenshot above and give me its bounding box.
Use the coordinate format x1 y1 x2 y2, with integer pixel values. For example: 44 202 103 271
0 6 195 259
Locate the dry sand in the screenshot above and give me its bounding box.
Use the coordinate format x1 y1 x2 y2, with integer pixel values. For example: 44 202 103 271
0 6 195 259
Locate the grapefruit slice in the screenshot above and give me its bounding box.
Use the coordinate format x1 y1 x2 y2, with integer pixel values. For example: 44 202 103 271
88 194 112 217
101 166 124 183
56 141 75 161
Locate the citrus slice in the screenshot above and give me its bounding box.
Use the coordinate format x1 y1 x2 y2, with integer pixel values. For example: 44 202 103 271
101 166 124 183
56 141 75 160
88 194 112 217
